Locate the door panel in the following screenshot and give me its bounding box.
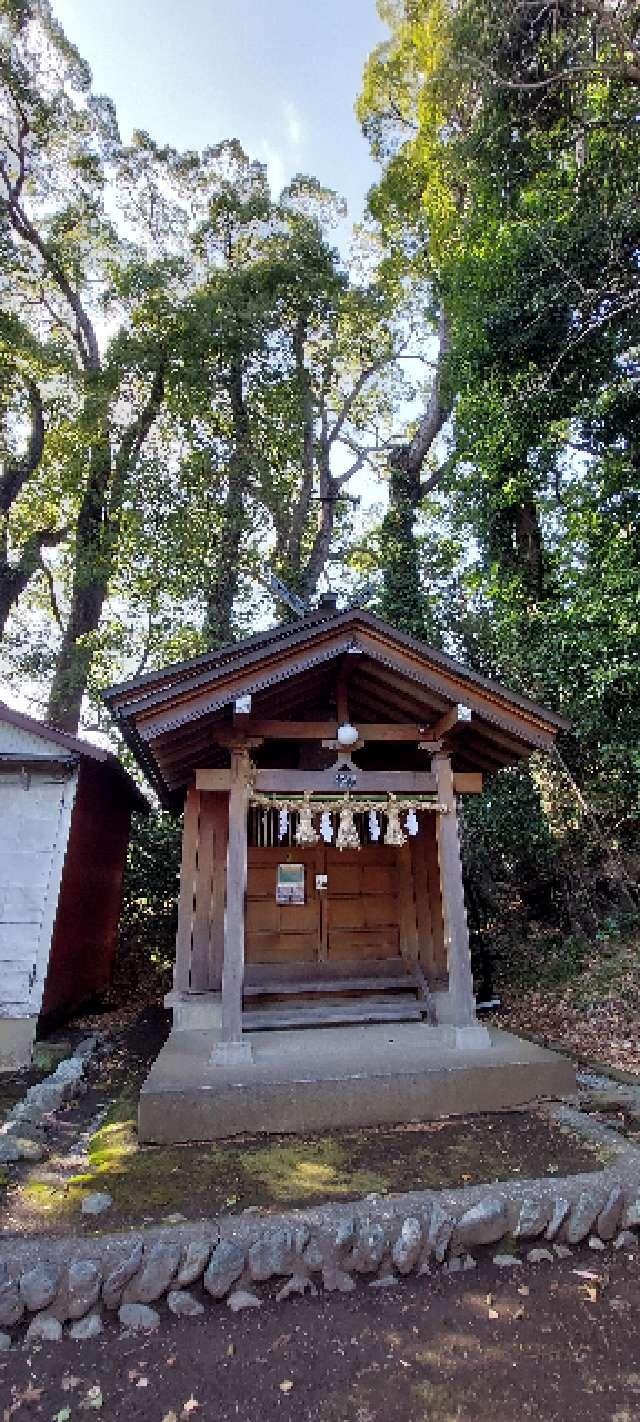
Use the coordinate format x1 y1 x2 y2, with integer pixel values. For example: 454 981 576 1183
246 848 320 964
245 844 402 966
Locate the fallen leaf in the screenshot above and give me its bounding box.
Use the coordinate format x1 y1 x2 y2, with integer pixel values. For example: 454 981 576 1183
279 1380 294 1393
137 1378 149 1388
488 1308 499 1320
226 1344 235 1357
513 1307 525 1320
55 1410 71 1422
81 1385 103 1411
61 1377 82 1393
161 1413 177 1422
517 1285 530 1297
181 1400 200 1417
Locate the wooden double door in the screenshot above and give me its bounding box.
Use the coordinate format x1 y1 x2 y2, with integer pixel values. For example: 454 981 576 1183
245 844 402 966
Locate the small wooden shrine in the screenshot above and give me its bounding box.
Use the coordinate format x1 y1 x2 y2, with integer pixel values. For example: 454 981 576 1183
105 604 574 1140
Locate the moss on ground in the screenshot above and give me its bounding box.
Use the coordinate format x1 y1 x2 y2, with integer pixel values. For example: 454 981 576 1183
9 1094 608 1233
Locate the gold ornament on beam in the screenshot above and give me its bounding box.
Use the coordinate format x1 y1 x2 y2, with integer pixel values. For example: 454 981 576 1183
295 792 319 846
384 793 407 847
336 797 360 851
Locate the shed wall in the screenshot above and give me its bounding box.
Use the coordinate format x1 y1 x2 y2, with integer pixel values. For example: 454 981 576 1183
0 754 77 1022
41 760 133 1018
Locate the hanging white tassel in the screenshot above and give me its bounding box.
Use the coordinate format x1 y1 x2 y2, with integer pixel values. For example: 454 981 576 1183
384 794 407 847
405 808 419 836
336 798 360 851
368 808 381 842
320 810 333 844
278 807 289 842
295 793 319 846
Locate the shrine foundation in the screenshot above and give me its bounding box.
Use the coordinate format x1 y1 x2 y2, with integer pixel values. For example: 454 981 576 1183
138 1021 576 1144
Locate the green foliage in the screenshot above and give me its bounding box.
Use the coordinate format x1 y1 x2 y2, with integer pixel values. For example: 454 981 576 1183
119 811 182 976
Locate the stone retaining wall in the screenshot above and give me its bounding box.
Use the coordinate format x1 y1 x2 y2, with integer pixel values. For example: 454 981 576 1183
2 1159 640 1342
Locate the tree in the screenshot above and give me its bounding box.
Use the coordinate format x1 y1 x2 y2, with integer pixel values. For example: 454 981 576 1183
0 1 171 729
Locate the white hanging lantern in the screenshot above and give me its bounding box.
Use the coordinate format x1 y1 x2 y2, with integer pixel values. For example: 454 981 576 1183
368 808 381 842
336 798 360 851
295 793 319 846
278 807 289 842
320 810 333 844
405 808 419 837
384 794 407 847
337 721 359 748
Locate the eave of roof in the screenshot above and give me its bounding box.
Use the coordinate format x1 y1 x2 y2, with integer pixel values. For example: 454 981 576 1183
0 701 149 813
102 611 569 807
105 610 570 734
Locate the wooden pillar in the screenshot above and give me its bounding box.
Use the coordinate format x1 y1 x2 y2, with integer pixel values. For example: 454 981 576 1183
174 784 200 992
432 752 479 1032
212 747 253 1064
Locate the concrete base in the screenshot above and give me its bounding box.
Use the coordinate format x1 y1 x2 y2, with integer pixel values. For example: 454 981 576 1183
138 1020 576 1144
0 1016 37 1071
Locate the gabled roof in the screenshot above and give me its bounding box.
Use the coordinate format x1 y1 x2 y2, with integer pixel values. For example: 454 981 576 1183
104 609 569 808
0 700 148 812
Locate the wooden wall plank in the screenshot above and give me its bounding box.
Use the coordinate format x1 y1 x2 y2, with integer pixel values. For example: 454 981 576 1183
174 785 200 993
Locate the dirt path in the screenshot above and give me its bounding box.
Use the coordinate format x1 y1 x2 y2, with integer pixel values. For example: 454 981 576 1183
2 1247 639 1421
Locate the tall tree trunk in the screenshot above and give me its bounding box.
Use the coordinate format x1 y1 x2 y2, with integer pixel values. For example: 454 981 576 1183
203 362 252 649
47 365 165 731
47 430 113 731
379 306 452 636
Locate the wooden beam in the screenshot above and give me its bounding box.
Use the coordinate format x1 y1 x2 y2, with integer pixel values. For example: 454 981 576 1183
214 747 252 1062
222 720 431 742
174 785 200 993
433 752 477 1029
254 768 438 794
196 769 232 791
421 704 472 744
336 661 349 725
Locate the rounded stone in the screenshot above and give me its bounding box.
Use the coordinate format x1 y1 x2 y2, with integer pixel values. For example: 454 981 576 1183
118 1302 160 1333
176 1240 213 1288
456 1197 509 1247
166 1290 205 1318
69 1312 103 1341
0 1279 24 1328
81 1192 113 1217
226 1289 261 1312
596 1187 624 1242
391 1218 422 1276
20 1264 59 1313
26 1314 63 1343
121 1241 181 1305
514 1196 553 1239
102 1242 144 1310
203 1241 245 1300
565 1192 602 1245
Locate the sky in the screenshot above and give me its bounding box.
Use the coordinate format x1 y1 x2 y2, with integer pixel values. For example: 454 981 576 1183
51 0 387 224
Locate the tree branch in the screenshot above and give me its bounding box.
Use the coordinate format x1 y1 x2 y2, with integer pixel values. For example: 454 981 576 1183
0 376 45 513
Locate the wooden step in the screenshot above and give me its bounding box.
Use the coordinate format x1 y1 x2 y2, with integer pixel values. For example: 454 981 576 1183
243 995 425 1031
243 974 421 1000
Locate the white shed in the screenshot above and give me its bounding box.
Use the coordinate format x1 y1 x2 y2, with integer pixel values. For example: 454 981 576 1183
0 702 146 1069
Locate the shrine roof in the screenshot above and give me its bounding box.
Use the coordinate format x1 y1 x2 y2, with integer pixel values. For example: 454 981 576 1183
103 608 569 808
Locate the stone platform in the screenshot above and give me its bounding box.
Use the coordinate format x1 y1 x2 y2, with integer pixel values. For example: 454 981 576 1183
138 1022 576 1144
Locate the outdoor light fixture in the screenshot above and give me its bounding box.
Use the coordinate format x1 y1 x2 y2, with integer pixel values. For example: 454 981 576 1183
337 721 359 747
